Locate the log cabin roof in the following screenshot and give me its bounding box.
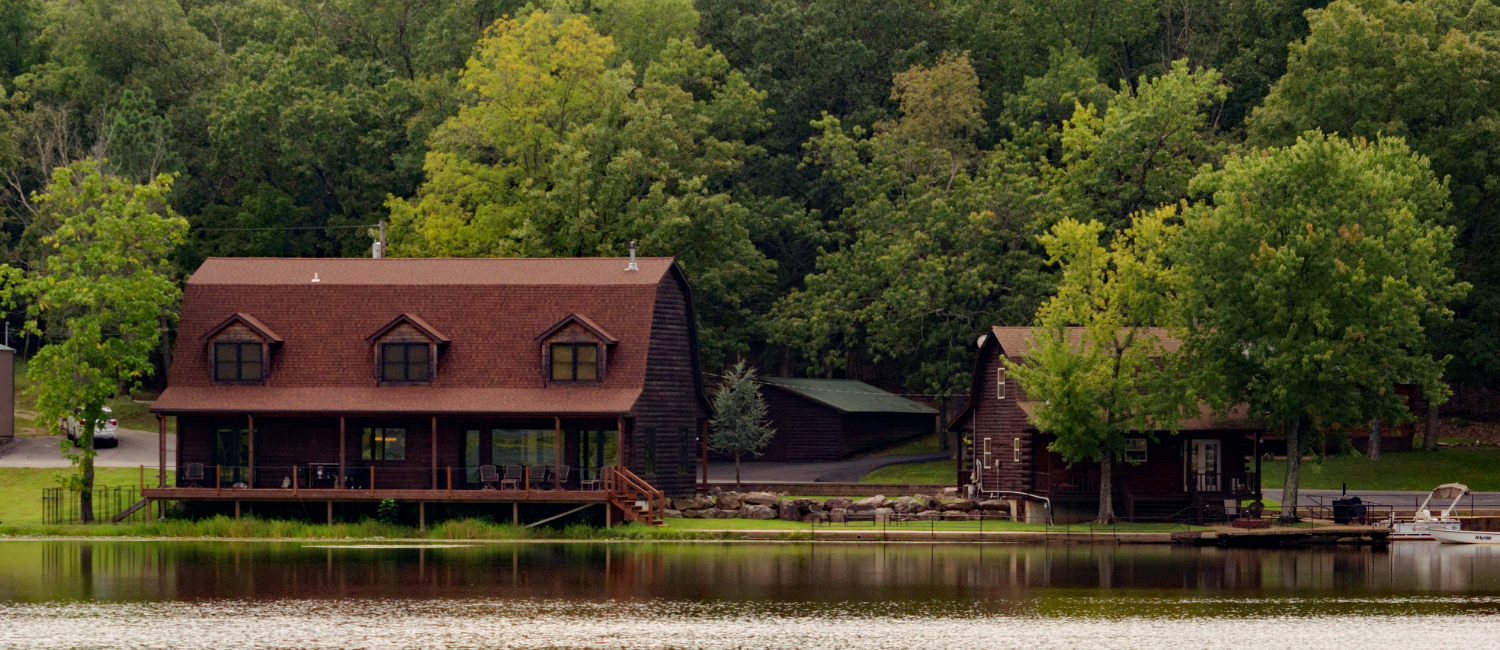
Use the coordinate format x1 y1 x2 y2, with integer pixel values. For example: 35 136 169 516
1015 401 1258 431
760 377 937 415
154 256 698 416
987 326 1182 359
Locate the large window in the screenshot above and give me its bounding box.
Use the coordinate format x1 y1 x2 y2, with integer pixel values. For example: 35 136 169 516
465 429 482 483
362 427 406 460
214 343 262 381
550 343 598 381
382 343 430 382
492 429 556 467
1124 438 1148 463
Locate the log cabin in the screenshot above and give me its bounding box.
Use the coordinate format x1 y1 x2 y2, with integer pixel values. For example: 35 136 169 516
144 256 711 526
948 326 1263 523
753 377 937 462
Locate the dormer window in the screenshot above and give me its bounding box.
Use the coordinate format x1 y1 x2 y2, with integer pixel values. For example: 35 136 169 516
215 343 262 381
536 314 617 385
382 343 431 382
551 343 599 381
366 314 449 386
201 313 282 385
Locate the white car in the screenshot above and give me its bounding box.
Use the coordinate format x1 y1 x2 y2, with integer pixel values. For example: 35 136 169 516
63 407 120 448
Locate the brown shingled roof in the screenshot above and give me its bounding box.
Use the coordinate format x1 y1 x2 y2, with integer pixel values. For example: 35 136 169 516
156 257 687 416
187 257 674 286
988 326 1181 358
1016 401 1257 431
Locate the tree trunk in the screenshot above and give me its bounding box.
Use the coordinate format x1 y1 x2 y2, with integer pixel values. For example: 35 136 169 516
1366 419 1381 461
1096 448 1116 524
1424 397 1440 451
1280 416 1307 524
80 428 95 524
734 453 741 492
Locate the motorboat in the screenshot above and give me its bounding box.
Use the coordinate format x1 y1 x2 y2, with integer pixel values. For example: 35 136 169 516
1382 483 1467 541
1431 529 1500 544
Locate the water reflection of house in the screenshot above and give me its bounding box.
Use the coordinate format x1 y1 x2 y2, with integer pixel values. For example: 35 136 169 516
948 327 1263 523
145 256 709 525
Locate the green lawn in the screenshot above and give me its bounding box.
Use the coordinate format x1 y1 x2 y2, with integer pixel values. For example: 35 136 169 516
852 433 944 459
1260 449 1500 491
859 459 955 484
0 467 175 525
662 517 1197 533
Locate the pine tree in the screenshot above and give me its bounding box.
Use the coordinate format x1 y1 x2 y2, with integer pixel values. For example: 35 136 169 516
709 361 777 490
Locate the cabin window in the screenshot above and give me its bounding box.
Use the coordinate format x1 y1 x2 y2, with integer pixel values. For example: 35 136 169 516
996 367 1007 399
381 343 430 382
214 342 262 382
362 427 406 461
982 438 992 469
550 343 599 381
1013 437 1022 463
1124 438 1148 463
464 430 482 483
677 427 693 475
492 429 556 467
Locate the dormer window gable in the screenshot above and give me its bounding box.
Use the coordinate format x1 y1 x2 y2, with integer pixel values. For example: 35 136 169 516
367 314 449 385
201 313 282 384
535 314 617 384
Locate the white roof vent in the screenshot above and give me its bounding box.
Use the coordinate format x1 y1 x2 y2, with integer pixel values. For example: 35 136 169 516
626 241 639 271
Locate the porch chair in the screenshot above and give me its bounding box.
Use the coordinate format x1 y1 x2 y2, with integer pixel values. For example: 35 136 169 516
502 465 523 490
553 465 571 489
183 463 205 487
579 467 602 491
528 466 549 490
478 464 500 490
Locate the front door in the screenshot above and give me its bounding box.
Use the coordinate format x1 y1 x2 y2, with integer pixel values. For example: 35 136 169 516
1189 439 1222 492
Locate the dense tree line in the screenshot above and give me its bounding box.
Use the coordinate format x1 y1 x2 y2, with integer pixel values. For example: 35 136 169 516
2 0 1496 410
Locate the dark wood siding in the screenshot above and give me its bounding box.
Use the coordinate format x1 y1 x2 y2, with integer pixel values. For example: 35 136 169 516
630 268 707 498
840 413 933 458
758 388 842 462
969 342 1037 494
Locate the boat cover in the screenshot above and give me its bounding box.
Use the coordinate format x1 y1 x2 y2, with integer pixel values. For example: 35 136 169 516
1431 483 1469 499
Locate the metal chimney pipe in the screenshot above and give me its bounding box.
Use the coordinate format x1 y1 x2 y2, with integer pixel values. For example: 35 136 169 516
627 241 638 271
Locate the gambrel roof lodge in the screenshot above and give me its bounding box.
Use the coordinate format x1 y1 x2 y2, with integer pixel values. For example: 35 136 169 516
144 256 709 526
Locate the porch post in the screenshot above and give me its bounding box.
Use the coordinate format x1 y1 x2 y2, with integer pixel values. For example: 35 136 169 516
338 417 346 489
617 416 626 469
554 416 562 489
158 414 166 488
247 414 255 487
431 416 438 490
699 418 708 492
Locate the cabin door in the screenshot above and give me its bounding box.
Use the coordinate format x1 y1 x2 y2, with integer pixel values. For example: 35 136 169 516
1188 439 1222 492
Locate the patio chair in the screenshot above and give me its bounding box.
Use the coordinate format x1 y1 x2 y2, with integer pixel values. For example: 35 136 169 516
478 464 500 490
579 467 602 491
528 466 550 490
183 463 205 487
553 465 571 489
502 465 523 490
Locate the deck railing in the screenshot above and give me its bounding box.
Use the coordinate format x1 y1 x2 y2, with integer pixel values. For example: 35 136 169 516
603 466 666 525
1035 470 1260 497
177 464 613 493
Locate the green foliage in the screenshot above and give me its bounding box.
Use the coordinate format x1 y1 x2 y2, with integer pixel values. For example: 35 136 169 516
1177 132 1468 517
388 10 775 365
772 55 1052 393
1248 0 1500 386
1011 209 1197 521
709 361 776 463
0 160 185 519
376 498 400 523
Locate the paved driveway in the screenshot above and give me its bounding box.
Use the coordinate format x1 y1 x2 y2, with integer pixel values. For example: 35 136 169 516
0 428 176 469
707 452 951 484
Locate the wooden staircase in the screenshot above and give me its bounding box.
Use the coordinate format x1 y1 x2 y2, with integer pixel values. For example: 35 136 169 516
604 466 666 527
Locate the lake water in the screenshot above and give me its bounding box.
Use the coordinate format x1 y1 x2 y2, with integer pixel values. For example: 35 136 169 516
2 540 1500 649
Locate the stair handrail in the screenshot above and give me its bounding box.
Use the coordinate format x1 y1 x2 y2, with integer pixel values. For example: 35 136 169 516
604 466 665 523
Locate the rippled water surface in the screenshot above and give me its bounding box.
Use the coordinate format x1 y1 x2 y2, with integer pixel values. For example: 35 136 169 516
3 540 1500 649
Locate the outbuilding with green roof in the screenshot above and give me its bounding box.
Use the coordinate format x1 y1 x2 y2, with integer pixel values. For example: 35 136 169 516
751 377 938 462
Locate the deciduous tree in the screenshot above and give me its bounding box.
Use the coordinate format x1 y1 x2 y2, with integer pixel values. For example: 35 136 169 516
1011 208 1195 523
0 160 186 522
1177 132 1466 522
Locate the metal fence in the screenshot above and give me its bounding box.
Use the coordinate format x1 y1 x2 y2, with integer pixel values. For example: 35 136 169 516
41 486 151 524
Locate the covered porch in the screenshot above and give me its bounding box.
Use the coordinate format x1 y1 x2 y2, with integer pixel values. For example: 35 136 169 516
141 412 689 526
